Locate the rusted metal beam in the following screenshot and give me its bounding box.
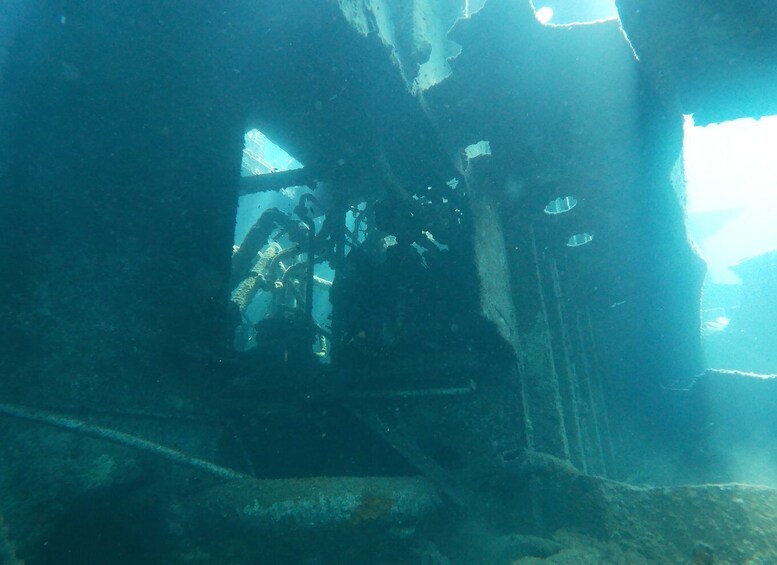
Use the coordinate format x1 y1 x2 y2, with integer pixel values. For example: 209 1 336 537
238 167 318 195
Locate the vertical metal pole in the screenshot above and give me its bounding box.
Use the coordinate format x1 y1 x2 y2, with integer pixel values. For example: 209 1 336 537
304 219 316 326
549 258 587 472
584 305 618 478
334 207 346 271
575 309 607 475
530 224 570 461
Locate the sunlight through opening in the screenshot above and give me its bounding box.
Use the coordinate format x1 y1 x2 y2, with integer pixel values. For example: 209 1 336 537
531 0 618 25
684 114 777 372
241 128 302 177
684 114 777 286
535 6 554 24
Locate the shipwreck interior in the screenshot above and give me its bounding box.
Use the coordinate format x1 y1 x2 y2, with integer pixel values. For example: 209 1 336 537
2 0 777 563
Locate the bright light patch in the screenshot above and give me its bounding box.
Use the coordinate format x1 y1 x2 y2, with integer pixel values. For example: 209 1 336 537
531 1 618 25
241 129 302 177
704 316 731 333
683 114 777 284
535 6 554 24
464 140 491 160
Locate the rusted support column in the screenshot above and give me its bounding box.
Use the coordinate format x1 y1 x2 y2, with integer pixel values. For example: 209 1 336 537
548 258 586 472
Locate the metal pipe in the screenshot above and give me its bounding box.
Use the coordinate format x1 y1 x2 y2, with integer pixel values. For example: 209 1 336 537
0 401 247 481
